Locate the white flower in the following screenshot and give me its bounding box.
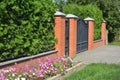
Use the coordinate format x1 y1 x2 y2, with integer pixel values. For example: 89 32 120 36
21 77 26 80
15 78 20 80
18 75 22 78
33 73 35 75
5 70 9 73
12 74 15 77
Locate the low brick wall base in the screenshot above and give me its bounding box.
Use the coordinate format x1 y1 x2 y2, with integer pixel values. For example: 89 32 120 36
93 40 105 49
0 50 58 69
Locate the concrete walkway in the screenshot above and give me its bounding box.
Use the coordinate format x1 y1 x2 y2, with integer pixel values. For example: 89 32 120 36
73 45 120 64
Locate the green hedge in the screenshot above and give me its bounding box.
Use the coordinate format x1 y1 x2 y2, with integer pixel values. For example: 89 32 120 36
0 0 56 62
63 4 103 40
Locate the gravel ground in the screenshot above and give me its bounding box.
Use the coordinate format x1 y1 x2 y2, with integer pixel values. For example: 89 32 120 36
73 45 120 64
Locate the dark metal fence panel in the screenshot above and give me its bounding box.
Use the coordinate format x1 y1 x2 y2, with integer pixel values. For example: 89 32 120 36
77 18 88 53
65 19 69 56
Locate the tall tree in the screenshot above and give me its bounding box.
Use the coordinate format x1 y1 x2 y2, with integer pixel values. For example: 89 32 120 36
67 0 120 41
53 0 66 11
95 0 120 41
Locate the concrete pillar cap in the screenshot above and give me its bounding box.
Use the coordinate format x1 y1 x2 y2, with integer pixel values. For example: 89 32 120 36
66 14 78 18
84 17 94 21
54 11 66 16
103 20 106 22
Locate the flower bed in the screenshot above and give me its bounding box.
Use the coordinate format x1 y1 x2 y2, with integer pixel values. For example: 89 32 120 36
0 57 72 80
47 62 83 80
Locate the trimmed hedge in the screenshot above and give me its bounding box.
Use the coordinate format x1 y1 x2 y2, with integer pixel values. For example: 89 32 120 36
63 4 103 40
0 0 56 62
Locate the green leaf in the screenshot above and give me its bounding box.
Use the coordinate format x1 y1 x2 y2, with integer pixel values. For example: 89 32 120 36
0 27 3 30
0 43 4 48
2 52 9 57
24 41 30 48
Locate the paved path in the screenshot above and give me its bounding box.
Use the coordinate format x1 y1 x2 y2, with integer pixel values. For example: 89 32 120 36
73 45 120 64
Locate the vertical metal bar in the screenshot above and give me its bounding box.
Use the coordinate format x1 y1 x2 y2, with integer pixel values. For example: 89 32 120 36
65 19 69 57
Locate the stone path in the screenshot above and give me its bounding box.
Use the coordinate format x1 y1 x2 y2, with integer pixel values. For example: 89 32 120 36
73 45 120 64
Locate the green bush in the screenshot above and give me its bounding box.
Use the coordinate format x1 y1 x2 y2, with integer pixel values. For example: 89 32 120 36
94 28 101 40
0 0 56 61
63 4 103 40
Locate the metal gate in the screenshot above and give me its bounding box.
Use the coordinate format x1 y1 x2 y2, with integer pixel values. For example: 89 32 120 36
65 19 69 56
77 18 88 53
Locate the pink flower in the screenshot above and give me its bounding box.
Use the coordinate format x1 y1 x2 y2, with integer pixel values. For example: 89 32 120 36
24 65 29 72
9 67 16 72
64 65 68 69
28 75 32 78
45 57 53 63
51 67 57 74
31 67 36 72
61 57 66 61
0 74 8 80
53 68 57 74
44 70 51 74
37 70 44 78
39 74 44 78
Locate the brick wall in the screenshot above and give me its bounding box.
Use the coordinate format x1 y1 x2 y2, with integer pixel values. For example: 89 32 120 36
54 12 107 57
93 21 106 48
0 50 58 69
93 40 104 49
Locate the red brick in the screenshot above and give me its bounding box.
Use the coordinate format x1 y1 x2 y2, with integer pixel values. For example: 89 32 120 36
54 16 65 57
69 18 77 57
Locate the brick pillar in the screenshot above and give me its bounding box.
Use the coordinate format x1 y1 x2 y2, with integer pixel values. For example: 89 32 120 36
54 11 66 57
84 18 94 50
66 14 78 57
101 21 106 45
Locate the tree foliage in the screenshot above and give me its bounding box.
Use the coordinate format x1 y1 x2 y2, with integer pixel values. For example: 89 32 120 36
0 0 56 61
95 0 120 41
53 0 67 11
63 4 103 40
67 0 94 5
67 0 120 41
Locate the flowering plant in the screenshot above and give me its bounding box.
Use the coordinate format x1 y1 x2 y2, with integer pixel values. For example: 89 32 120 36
0 57 72 80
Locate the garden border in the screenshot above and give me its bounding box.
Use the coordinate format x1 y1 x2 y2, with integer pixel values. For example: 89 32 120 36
46 62 84 80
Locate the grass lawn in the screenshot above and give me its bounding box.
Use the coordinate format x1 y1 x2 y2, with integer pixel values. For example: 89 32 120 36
109 41 120 46
62 63 120 80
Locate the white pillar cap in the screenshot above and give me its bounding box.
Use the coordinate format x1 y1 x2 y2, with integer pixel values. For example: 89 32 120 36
54 11 66 16
103 19 106 22
84 17 94 21
66 14 78 18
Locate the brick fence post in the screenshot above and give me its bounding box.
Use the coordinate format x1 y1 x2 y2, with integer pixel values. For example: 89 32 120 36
54 11 66 57
106 30 108 45
101 20 106 45
84 18 94 50
66 14 78 57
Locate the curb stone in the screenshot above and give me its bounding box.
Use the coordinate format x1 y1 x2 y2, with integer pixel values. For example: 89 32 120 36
46 62 85 80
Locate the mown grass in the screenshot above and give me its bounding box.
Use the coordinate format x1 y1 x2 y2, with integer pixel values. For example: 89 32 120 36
62 63 120 80
109 41 120 46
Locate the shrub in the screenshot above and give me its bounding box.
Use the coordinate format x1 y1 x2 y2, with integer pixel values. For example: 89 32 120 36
0 0 56 61
63 4 103 40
